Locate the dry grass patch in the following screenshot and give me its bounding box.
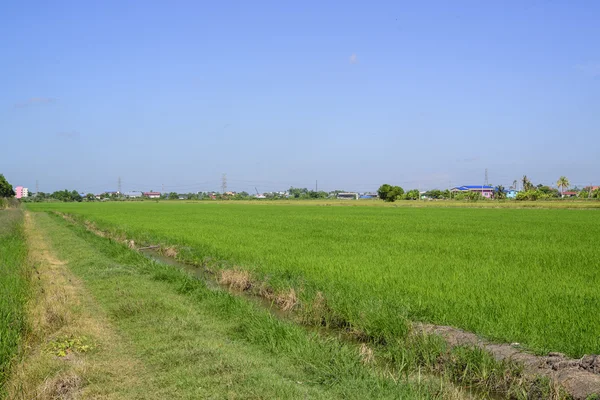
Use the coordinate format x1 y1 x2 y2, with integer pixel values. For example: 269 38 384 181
40 372 82 400
359 343 375 365
274 288 299 311
219 269 253 291
162 246 177 258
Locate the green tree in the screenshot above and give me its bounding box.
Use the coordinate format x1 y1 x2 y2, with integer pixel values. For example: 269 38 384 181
522 175 533 191
556 176 570 197
377 184 392 201
466 191 482 201
168 192 179 199
424 189 443 199
377 184 404 202
0 174 15 197
288 187 308 199
495 185 506 200
71 190 82 202
308 190 328 199
85 193 96 201
233 191 250 200
405 189 420 200
51 189 82 202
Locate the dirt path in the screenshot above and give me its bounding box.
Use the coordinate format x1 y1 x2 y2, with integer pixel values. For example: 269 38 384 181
6 212 152 399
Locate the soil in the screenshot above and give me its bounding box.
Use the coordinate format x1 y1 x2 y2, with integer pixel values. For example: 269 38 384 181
417 324 600 400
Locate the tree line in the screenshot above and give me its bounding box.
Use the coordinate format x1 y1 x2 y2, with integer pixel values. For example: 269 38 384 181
378 175 600 202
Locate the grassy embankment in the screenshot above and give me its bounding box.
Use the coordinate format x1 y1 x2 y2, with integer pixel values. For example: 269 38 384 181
0 210 28 396
224 198 600 209
27 201 600 360
11 211 474 399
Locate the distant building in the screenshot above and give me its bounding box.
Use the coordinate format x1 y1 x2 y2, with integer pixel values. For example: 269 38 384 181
337 192 359 200
451 185 494 199
359 193 378 199
505 189 518 199
562 191 578 198
15 186 28 199
124 191 143 198
143 192 161 199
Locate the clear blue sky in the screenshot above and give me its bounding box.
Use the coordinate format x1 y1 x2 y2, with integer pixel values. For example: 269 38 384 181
1 0 599 194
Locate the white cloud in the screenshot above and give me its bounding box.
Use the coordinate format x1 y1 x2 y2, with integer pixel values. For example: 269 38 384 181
349 53 358 64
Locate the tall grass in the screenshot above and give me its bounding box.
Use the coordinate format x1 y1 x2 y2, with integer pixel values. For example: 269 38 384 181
27 201 600 357
0 209 28 395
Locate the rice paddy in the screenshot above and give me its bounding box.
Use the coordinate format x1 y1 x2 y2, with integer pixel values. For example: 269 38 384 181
27 201 600 358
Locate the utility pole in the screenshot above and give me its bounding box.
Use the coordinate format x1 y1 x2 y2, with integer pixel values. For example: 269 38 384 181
35 180 39 196
221 173 227 194
316 180 318 192
162 183 164 193
118 176 122 194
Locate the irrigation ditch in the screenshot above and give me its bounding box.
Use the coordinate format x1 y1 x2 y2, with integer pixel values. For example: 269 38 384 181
54 211 600 399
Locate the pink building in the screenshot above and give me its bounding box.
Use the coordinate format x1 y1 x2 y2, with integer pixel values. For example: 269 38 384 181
15 186 29 199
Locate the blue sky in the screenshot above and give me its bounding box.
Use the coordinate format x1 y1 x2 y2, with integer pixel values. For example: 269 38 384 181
1 0 599 194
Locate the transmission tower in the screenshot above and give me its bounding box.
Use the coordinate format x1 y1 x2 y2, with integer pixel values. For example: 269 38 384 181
484 168 489 186
35 180 39 196
118 177 122 194
221 173 227 194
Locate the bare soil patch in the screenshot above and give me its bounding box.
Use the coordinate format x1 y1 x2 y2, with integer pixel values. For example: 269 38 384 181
417 323 600 399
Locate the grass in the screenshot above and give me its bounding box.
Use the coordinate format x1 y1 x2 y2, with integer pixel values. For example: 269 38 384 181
15 211 465 399
0 209 28 396
27 201 600 360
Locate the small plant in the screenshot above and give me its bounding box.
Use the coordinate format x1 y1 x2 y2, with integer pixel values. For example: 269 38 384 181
46 336 94 357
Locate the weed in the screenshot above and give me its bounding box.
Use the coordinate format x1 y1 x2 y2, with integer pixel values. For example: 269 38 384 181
45 336 94 357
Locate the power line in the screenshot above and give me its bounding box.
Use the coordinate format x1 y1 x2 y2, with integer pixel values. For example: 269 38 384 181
221 173 227 194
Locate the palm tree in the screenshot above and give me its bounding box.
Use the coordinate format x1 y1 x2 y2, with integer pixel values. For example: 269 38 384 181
522 175 532 191
512 179 518 190
557 176 570 197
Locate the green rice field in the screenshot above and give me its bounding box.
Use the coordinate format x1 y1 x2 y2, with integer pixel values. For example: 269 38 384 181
28 201 600 358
